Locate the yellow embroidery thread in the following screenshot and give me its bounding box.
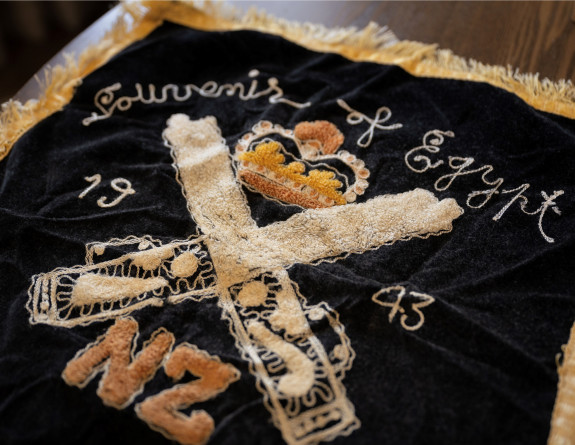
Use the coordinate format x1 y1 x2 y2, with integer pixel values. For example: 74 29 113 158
239 141 346 205
235 120 371 206
31 114 463 445
2 0 575 162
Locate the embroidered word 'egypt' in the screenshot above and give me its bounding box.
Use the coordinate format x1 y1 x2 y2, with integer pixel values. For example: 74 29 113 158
404 129 565 243
82 70 312 126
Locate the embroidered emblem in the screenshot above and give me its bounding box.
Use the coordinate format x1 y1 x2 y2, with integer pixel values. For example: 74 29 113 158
78 174 136 208
235 120 370 207
372 286 435 331
27 236 216 327
336 99 403 148
28 114 463 445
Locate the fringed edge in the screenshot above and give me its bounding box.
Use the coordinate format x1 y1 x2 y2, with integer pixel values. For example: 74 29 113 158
548 322 575 445
202 2 575 117
1 0 575 163
0 2 161 163
406 45 575 118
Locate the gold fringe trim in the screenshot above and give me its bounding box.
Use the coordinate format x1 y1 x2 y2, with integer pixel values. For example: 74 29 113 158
0 2 160 162
549 323 575 445
2 0 575 163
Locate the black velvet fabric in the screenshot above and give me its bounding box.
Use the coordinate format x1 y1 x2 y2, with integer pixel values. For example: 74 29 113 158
1 22 574 445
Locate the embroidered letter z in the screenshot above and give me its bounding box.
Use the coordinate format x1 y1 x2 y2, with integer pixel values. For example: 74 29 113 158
135 344 240 445
61 317 175 409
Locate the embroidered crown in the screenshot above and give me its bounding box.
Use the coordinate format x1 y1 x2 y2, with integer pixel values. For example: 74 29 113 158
235 120 370 208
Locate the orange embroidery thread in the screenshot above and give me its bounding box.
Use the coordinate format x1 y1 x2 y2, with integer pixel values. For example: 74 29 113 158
293 120 344 154
62 317 175 409
239 140 346 207
136 343 240 445
238 170 331 209
235 120 371 206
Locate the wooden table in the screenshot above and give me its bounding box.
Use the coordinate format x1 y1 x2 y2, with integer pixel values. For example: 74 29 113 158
240 1 575 82
14 1 575 103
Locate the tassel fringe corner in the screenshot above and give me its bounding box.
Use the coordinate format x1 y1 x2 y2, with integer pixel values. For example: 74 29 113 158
2 0 575 163
0 1 159 162
548 321 575 445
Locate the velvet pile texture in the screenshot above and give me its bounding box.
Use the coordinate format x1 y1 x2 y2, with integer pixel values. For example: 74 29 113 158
0 21 574 445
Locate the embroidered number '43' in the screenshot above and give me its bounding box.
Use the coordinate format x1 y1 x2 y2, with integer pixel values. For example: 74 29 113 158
372 286 435 331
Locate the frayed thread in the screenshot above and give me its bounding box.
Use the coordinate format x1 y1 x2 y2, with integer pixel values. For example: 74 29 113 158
1 0 575 162
548 322 575 445
0 2 158 162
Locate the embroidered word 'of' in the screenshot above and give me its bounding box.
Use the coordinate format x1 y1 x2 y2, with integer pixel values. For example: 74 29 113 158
404 130 565 243
78 174 135 208
372 285 435 331
337 99 403 148
82 70 312 126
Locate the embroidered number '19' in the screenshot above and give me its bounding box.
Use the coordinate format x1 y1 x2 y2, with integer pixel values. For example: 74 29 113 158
78 174 136 208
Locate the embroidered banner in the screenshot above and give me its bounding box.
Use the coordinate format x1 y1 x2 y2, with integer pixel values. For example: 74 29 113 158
0 3 573 445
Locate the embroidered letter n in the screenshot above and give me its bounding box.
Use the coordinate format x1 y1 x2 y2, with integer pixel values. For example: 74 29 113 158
62 317 174 409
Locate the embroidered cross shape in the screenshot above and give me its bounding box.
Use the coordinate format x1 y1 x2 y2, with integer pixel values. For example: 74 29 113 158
28 114 462 445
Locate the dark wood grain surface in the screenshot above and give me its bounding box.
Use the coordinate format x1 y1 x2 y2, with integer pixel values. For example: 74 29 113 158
0 1 113 102
239 1 575 82
4 1 575 103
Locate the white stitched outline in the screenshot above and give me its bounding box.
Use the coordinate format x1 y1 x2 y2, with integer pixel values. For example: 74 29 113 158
535 191 564 243
78 174 102 199
372 286 435 331
407 132 505 209
78 175 136 208
28 115 463 445
405 130 565 243
492 183 530 221
434 156 504 208
234 120 371 206
97 178 136 208
336 99 402 148
27 235 217 327
493 187 564 243
404 130 454 173
82 70 311 126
